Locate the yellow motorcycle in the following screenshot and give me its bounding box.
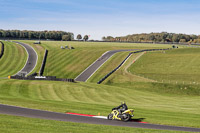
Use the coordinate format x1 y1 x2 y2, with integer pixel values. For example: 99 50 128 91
107 109 134 122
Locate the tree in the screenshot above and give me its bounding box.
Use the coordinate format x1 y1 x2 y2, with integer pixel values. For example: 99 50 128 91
179 39 186 43
83 35 89 41
102 36 106 41
62 34 72 41
77 34 82 40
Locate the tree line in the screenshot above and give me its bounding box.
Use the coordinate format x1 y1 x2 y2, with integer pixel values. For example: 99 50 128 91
0 29 74 41
76 34 89 41
102 32 200 43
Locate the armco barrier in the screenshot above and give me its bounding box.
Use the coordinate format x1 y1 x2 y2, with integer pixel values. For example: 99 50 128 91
0 41 4 58
39 49 48 76
10 75 75 83
97 48 171 84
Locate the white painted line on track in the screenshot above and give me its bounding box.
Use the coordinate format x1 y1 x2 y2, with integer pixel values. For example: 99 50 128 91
93 116 107 119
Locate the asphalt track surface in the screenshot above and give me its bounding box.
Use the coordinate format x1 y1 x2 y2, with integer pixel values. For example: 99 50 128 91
0 104 200 132
13 41 38 76
75 49 137 82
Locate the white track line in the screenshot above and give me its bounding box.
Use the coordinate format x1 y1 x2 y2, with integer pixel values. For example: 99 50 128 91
92 116 107 119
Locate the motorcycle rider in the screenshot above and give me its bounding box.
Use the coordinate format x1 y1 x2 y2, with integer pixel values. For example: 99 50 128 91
112 102 128 114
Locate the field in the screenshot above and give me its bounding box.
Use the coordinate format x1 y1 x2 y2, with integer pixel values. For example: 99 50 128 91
128 48 200 84
88 51 132 83
0 40 200 132
0 41 27 77
19 41 171 78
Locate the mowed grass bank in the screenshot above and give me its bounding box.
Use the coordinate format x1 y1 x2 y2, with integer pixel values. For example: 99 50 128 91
40 41 172 78
0 79 199 128
43 49 105 78
19 41 172 78
0 114 189 133
88 51 132 83
0 41 27 77
98 52 158 84
128 48 200 84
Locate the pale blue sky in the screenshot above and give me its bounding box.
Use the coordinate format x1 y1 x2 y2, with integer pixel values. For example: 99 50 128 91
1 0 200 40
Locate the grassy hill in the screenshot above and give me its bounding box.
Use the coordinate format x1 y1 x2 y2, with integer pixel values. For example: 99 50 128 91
128 48 200 84
19 41 172 78
0 41 199 132
0 41 27 77
0 79 199 128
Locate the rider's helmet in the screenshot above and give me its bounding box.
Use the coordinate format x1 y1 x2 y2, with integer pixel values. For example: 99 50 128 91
121 101 126 105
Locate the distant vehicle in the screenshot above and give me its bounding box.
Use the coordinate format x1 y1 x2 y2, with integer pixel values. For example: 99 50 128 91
33 41 41 44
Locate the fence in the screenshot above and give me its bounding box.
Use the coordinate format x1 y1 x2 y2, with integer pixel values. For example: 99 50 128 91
39 49 48 76
0 41 4 58
97 48 171 84
10 75 75 83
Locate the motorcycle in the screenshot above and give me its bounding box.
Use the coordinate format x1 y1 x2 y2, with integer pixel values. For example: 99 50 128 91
107 109 134 122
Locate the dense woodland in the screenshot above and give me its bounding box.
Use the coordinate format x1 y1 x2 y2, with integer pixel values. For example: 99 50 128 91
0 29 74 41
102 32 200 43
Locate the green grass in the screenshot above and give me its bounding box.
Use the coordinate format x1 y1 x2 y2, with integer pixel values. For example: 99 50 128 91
102 52 156 84
0 114 189 133
41 41 172 79
128 48 200 84
0 41 27 77
1 41 200 132
43 48 105 78
0 79 199 128
19 41 172 78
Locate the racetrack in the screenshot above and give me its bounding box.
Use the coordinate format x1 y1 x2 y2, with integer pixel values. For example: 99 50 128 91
13 41 38 76
0 104 199 132
75 49 137 82
2 42 199 132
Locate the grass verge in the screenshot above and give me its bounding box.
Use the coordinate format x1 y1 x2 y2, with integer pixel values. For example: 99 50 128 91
0 114 189 133
0 79 199 128
0 41 27 77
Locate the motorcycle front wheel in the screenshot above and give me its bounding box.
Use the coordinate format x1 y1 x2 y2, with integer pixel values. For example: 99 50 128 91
107 114 113 120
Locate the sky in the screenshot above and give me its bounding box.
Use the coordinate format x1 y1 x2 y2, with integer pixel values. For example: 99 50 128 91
1 0 200 40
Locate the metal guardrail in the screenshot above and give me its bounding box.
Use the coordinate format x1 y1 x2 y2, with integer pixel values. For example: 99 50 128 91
97 48 171 84
39 49 48 76
0 41 4 58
